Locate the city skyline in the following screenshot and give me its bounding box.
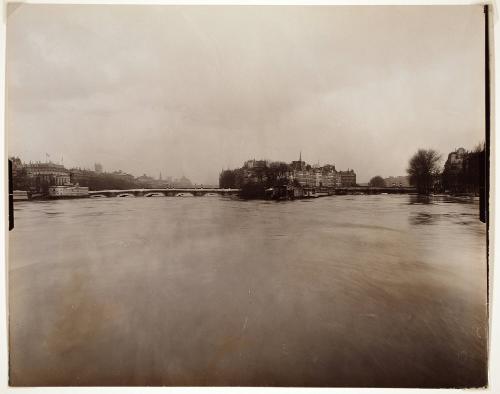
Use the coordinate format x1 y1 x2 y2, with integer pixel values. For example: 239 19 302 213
8 145 479 185
9 154 196 185
7 5 485 184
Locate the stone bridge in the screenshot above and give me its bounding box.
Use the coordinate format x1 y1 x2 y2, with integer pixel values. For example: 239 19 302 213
89 186 416 198
88 188 241 198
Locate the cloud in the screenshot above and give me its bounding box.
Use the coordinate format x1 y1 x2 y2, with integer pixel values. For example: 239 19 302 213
7 5 485 183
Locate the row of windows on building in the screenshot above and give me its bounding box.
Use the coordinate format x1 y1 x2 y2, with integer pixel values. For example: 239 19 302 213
293 168 356 187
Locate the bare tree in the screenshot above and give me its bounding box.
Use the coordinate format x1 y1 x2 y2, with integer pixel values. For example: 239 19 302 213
407 149 442 194
369 176 386 187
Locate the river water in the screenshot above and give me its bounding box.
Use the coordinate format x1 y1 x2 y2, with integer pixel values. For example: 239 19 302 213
8 195 488 387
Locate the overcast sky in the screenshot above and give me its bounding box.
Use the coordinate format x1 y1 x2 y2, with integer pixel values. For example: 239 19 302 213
7 4 485 184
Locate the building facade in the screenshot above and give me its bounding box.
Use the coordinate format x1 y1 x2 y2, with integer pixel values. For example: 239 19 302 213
293 169 315 187
25 162 71 186
339 169 357 187
442 147 481 194
447 147 467 170
292 165 342 188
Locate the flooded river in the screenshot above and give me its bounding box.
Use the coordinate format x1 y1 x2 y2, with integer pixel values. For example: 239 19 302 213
8 195 488 387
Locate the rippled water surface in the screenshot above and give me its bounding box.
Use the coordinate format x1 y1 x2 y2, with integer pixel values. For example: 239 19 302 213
9 195 488 387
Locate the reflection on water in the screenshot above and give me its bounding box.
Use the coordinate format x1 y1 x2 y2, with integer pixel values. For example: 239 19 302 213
9 195 487 387
408 194 434 205
410 212 434 225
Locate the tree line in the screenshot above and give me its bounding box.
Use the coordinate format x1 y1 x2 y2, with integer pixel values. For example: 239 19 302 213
405 144 485 195
220 163 294 187
220 161 302 198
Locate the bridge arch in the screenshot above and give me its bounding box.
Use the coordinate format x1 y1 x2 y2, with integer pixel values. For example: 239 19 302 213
175 192 194 197
145 192 165 197
117 193 135 198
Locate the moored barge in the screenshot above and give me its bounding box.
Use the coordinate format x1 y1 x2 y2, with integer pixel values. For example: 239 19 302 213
48 185 89 199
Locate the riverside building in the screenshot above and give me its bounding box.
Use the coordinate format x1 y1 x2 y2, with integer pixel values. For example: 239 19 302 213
25 161 70 186
339 169 357 187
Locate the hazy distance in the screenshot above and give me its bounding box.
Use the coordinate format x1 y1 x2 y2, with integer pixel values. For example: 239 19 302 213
6 5 485 184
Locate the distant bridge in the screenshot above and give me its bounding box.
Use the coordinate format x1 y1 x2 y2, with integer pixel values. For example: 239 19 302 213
88 188 241 198
88 186 415 198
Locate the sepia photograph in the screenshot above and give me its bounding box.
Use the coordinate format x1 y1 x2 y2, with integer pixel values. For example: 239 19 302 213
5 2 490 389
